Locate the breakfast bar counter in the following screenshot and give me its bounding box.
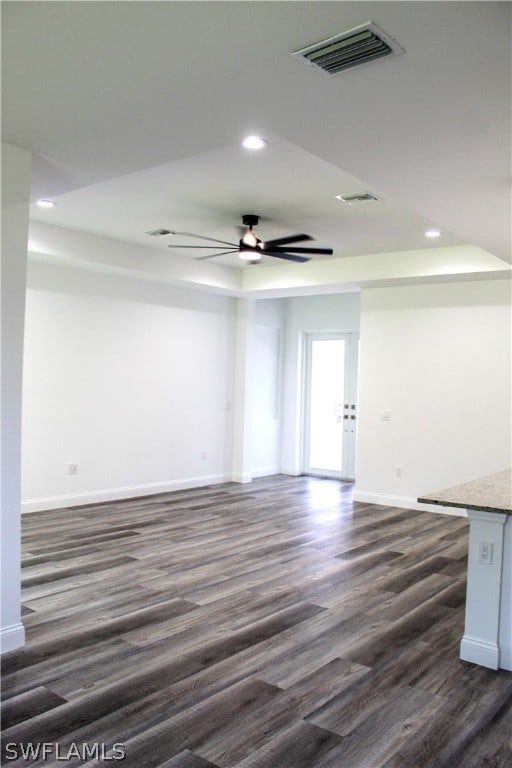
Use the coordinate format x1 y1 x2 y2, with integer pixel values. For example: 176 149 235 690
419 468 512 671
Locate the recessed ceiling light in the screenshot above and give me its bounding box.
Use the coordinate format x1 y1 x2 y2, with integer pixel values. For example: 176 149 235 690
36 199 56 208
425 229 441 238
242 135 268 150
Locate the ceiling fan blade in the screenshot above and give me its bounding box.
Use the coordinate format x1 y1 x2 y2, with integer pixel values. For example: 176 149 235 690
194 249 239 260
168 245 233 249
271 246 334 255
262 234 313 249
174 231 238 247
263 250 310 263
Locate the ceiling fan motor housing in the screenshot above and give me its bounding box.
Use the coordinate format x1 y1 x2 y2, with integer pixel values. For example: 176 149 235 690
242 214 259 227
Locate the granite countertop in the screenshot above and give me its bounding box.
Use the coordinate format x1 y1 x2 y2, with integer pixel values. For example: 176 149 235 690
418 468 512 515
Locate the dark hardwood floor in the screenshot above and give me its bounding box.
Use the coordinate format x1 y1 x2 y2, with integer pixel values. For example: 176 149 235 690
2 475 511 767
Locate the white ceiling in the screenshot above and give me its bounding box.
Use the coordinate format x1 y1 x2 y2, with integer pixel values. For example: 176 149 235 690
3 2 511 282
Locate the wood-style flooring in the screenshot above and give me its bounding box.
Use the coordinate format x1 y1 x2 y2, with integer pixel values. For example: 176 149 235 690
2 475 512 767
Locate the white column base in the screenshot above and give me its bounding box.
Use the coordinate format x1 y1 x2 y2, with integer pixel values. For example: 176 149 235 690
231 472 253 484
1 622 25 654
460 635 500 670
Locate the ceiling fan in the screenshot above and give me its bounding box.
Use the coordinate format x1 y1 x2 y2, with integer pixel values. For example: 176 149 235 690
151 214 334 263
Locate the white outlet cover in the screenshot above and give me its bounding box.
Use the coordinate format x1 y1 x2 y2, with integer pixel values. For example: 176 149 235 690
478 541 493 565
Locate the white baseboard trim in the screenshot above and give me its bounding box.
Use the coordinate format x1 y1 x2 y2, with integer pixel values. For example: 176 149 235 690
353 490 467 517
460 635 499 670
1 622 25 654
22 474 230 513
280 466 302 477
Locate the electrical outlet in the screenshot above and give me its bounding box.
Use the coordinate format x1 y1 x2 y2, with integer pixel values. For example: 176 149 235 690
200 450 207 460
395 466 403 478
478 541 493 565
68 463 79 475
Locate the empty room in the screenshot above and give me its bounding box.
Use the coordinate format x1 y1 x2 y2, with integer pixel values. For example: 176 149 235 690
1 2 511 767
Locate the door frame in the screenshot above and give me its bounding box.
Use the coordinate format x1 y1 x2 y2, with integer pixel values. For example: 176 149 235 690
301 331 359 480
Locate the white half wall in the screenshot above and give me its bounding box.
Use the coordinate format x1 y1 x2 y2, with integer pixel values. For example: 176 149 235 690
22 262 236 511
355 279 512 511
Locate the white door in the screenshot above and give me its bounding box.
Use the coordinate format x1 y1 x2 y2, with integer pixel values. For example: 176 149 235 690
303 332 359 480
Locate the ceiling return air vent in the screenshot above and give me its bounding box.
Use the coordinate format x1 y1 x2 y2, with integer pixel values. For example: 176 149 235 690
335 191 379 204
293 21 404 76
146 228 173 236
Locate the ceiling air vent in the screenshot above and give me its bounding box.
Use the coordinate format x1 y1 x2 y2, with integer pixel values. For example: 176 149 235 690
335 191 379 205
146 228 172 236
293 21 404 76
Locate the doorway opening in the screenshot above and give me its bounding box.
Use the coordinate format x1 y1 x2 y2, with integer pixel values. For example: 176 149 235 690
302 332 359 480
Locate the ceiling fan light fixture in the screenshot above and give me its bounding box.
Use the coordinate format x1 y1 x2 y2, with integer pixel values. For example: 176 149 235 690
242 135 268 150
166 215 330 265
239 248 262 261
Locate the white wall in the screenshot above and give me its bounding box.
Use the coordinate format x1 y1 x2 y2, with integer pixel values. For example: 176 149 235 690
1 142 31 652
280 292 361 474
21 265 511 518
22 262 236 510
355 279 511 511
